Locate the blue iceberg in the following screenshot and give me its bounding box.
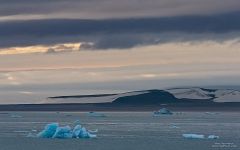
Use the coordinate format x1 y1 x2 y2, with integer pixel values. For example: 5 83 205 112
52 126 73 139
36 122 96 139
37 123 59 138
73 125 96 138
72 125 82 138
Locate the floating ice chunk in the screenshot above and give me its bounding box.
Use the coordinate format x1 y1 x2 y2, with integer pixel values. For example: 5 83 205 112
88 129 98 133
10 114 22 118
79 127 89 138
205 112 218 115
27 132 36 138
73 120 81 125
169 125 180 129
37 123 59 138
72 125 82 138
53 126 73 139
153 108 173 116
182 134 205 139
88 112 106 117
72 125 97 138
36 122 97 139
208 135 219 139
88 133 97 138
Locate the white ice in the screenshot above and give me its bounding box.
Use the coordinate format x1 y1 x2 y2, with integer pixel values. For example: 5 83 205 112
10 114 22 118
182 134 205 139
208 135 219 139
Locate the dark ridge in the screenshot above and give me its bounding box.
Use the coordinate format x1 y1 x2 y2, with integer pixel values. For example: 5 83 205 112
112 90 212 105
112 90 177 104
200 88 218 92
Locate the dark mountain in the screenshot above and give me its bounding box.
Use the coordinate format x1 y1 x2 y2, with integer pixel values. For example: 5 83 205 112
112 89 213 105
112 90 178 104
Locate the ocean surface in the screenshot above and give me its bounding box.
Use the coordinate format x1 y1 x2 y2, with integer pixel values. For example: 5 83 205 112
0 111 239 150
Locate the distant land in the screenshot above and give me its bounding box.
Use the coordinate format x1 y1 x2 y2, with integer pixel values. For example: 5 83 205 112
0 87 240 111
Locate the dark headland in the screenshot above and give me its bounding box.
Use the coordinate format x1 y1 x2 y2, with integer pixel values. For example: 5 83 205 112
0 89 240 111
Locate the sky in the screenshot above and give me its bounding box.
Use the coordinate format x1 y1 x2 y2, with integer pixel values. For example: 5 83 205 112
0 0 240 104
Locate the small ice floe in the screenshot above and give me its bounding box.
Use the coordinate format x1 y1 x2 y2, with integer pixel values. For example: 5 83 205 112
182 134 219 140
153 108 173 116
182 134 205 139
10 114 22 118
27 132 37 138
208 135 219 139
88 129 98 133
31 129 37 132
88 112 106 117
73 120 81 125
169 124 180 129
36 122 97 139
205 112 218 115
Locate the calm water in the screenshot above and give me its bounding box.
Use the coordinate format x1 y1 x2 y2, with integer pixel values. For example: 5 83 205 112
0 111 239 150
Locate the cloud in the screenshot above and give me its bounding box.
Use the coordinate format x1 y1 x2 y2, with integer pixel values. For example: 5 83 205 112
0 0 240 20
45 43 81 54
0 12 240 51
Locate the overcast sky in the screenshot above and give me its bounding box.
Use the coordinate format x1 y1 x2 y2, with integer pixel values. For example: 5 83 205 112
0 0 240 104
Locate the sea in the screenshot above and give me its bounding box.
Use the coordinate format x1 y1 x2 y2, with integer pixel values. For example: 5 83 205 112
0 111 239 150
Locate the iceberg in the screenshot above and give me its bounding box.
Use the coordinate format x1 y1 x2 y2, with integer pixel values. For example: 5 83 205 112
153 108 173 116
27 132 36 138
182 134 205 139
72 125 82 138
10 114 22 118
73 120 81 125
37 123 59 138
88 129 98 133
208 135 219 139
169 125 180 129
73 125 97 138
52 126 73 139
205 112 218 115
36 122 96 139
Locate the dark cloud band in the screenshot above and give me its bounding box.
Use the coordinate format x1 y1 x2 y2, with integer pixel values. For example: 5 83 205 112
0 12 240 49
